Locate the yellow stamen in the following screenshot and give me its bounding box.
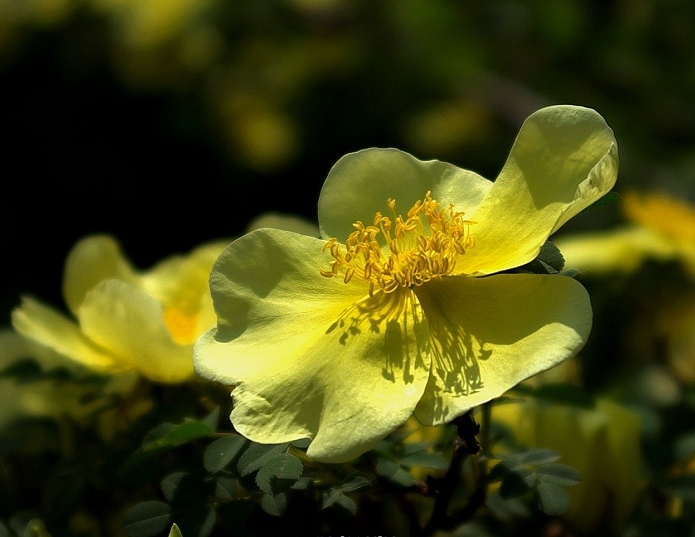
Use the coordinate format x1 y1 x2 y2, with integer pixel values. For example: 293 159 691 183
322 192 475 296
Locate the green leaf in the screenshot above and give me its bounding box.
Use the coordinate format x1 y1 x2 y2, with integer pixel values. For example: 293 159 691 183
579 191 620 215
535 482 570 515
537 241 565 272
141 421 214 452
500 468 532 498
260 493 286 517
203 436 247 474
120 421 215 476
321 489 357 515
518 449 561 466
290 438 311 449
211 475 238 500
160 473 207 505
201 407 220 432
399 451 448 470
291 476 313 490
161 472 188 503
0 358 41 381
168 524 183 537
255 452 303 496
142 423 177 447
21 518 51 537
172 504 216 537
122 501 172 537
341 475 372 493
536 464 581 487
375 460 415 487
237 443 288 477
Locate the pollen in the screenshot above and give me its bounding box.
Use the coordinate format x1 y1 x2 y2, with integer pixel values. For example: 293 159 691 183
321 192 475 296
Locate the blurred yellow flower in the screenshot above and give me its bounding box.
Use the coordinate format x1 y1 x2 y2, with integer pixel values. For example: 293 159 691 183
12 234 229 383
0 328 141 434
492 397 647 534
554 190 695 277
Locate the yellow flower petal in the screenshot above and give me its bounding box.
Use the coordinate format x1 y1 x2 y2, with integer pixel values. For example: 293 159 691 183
413 273 591 425
194 228 431 462
553 225 683 275
78 280 195 383
140 240 230 344
456 105 618 275
11 296 120 372
318 147 492 243
63 235 139 316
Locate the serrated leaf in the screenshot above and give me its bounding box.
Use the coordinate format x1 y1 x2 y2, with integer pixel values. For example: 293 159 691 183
237 443 288 477
536 464 581 487
535 482 570 515
341 475 372 493
122 501 172 537
203 436 247 474
260 493 286 517
255 453 303 495
322 489 357 515
375 460 415 487
168 524 183 537
399 451 448 470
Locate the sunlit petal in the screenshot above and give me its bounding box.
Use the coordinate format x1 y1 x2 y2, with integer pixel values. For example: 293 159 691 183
455 105 618 275
194 228 431 462
63 235 139 316
318 147 492 243
11 296 120 372
413 273 591 425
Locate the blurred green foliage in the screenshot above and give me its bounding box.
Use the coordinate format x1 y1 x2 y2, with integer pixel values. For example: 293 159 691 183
3 1 695 536
3 0 695 319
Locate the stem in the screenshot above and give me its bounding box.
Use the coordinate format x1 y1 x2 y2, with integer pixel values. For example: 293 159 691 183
418 409 487 537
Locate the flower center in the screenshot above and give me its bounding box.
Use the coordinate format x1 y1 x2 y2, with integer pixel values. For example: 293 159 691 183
321 191 475 296
163 306 199 345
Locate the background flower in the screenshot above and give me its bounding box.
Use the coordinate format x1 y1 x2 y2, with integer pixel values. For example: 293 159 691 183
12 234 230 383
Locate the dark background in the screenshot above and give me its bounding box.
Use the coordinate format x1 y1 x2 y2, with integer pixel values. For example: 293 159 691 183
3 0 695 323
